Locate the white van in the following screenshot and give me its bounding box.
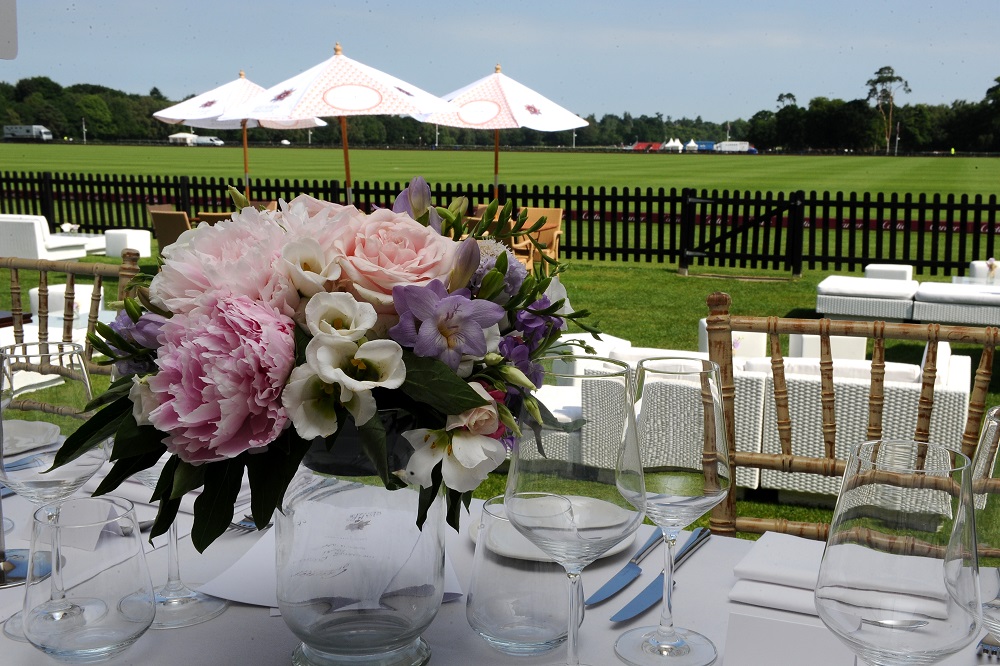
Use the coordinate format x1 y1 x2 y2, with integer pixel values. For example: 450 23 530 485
195 136 224 147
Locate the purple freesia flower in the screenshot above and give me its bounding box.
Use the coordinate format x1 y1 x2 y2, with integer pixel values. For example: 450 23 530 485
469 239 526 302
390 280 504 371
499 334 543 389
514 296 566 349
393 176 442 233
108 311 168 376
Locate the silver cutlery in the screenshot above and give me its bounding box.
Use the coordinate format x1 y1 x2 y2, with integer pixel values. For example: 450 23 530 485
980 634 1000 658
610 527 711 622
586 529 663 605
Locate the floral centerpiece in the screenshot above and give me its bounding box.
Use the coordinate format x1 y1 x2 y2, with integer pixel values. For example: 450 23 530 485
56 178 596 552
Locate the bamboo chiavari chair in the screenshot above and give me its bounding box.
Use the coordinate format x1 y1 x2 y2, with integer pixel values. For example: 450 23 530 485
705 290 999 541
0 251 141 375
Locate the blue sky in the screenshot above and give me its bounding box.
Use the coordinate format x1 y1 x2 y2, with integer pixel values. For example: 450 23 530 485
2 0 999 123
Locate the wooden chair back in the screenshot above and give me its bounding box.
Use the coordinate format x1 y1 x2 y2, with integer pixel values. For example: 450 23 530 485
249 200 278 212
195 212 234 226
0 251 142 375
705 290 999 541
521 207 563 272
150 211 192 251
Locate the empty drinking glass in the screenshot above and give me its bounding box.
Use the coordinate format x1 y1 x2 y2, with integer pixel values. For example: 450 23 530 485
22 496 155 662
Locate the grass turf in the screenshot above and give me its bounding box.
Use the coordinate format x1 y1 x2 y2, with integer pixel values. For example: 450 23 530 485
2 144 1000 198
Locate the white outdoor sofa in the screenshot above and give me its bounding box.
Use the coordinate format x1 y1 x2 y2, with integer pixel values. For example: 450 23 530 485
912 281 1000 326
0 214 89 261
815 274 919 320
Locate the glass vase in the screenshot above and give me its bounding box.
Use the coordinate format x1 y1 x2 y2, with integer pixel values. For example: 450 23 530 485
276 420 445 666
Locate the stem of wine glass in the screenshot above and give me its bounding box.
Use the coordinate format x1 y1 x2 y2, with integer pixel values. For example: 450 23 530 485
657 530 679 641
566 570 583 666
47 506 70 605
162 520 183 594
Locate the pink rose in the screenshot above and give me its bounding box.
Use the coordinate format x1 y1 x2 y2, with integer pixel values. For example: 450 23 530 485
149 211 298 317
146 295 297 464
331 209 457 313
446 382 504 438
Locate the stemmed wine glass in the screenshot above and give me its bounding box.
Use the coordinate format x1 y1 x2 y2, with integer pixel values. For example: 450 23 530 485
504 356 646 666
815 439 981 665
971 405 1000 643
614 357 731 666
0 342 110 641
131 454 229 628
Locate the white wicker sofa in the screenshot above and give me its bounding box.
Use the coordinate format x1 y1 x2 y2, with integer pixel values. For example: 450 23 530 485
912 281 1000 326
816 274 919 320
0 214 90 261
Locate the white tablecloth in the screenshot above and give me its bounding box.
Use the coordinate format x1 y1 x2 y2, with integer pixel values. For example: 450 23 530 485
0 494 987 665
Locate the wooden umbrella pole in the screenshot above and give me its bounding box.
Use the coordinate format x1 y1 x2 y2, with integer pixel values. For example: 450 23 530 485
493 128 500 200
340 116 353 206
241 119 250 200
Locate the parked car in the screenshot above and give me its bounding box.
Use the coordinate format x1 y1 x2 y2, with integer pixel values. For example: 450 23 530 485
195 136 224 147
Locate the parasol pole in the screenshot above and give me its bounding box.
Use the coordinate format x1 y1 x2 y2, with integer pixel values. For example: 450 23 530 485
493 128 500 200
340 116 353 206
241 118 250 200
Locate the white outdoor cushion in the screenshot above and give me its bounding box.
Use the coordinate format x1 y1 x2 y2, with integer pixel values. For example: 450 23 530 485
915 282 1000 305
534 384 582 423
789 334 867 360
920 341 952 386
969 261 994 280
743 357 921 384
865 264 913 281
698 318 768 358
29 284 100 329
817 275 918 299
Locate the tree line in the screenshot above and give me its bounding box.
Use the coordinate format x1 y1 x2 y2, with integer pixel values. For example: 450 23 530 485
2 67 1000 153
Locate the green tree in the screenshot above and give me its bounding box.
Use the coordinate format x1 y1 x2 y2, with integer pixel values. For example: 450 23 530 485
746 110 777 150
866 66 910 155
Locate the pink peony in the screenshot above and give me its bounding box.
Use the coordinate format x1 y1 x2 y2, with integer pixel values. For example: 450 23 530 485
146 295 297 464
149 211 298 318
330 208 458 313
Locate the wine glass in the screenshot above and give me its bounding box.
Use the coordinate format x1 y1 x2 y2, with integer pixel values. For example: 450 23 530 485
504 355 646 666
972 405 1000 643
614 357 731 666
815 439 981 665
131 454 229 628
0 341 110 641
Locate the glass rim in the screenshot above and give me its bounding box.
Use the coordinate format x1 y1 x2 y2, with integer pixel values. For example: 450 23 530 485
32 496 136 528
535 354 630 379
636 356 721 376
851 438 971 474
1 341 85 360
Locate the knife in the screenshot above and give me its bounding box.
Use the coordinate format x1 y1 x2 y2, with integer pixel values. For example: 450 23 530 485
610 527 711 623
586 529 663 606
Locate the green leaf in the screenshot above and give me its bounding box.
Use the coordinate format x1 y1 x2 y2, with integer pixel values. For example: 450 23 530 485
53 396 131 469
93 449 166 497
147 494 181 542
245 431 314 528
445 488 471 533
87 374 134 410
399 351 488 415
477 270 506 302
94 321 138 355
171 460 206 498
357 415 406 490
86 332 120 360
124 296 144 323
416 460 444 530
111 413 167 460
190 458 245 552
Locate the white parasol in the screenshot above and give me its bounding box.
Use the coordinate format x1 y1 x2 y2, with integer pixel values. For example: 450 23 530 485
220 43 453 205
153 71 327 198
417 64 589 196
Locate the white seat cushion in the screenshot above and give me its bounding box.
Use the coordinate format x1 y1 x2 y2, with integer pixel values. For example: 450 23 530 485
865 264 913 281
915 281 1000 305
817 275 918 299
743 357 921 384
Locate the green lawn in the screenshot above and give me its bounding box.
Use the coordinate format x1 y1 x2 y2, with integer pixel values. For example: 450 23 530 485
3 143 1000 197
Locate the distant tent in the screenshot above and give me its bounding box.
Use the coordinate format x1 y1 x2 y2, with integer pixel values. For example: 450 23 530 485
685 139 699 152
167 132 197 146
664 138 683 153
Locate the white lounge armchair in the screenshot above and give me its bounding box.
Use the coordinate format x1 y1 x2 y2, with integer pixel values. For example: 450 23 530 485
0 214 88 261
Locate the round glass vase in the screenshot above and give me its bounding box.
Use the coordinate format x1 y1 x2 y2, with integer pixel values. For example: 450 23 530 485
276 418 446 666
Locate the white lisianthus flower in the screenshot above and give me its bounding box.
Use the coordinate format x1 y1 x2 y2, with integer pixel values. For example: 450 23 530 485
281 365 340 440
303 336 406 426
128 375 157 427
304 292 377 341
281 238 342 297
543 275 573 316
403 428 507 492
446 382 500 435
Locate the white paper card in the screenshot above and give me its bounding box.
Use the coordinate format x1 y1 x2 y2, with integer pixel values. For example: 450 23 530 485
723 611 852 666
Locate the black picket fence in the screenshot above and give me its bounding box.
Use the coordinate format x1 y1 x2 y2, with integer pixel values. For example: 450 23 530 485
2 170 999 276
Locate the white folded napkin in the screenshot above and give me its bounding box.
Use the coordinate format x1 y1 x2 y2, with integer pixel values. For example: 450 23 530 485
814 542 949 619
729 532 825 615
